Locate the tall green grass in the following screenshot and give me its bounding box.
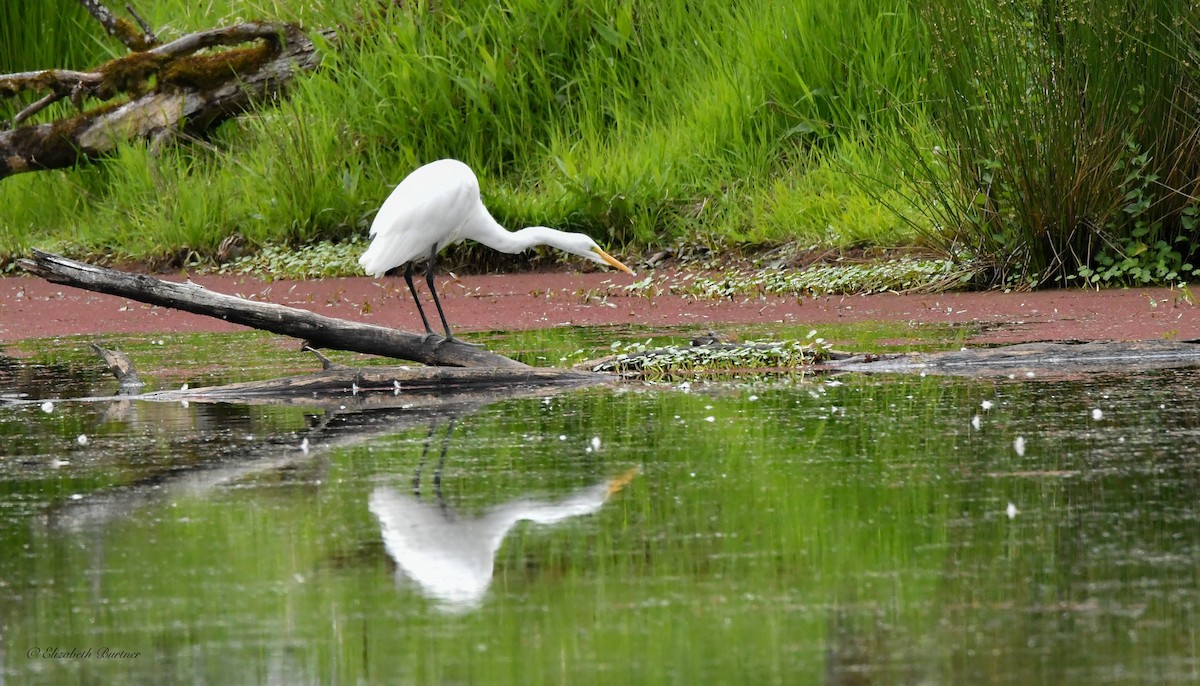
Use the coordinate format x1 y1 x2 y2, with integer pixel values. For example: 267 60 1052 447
0 0 928 270
908 0 1200 286
0 0 112 123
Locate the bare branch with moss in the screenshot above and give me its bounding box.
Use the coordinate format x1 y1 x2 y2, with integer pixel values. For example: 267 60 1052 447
0 21 327 179
77 0 157 51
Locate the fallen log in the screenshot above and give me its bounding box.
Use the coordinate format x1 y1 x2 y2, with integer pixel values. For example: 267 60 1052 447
18 249 526 368
814 340 1200 377
137 364 608 407
0 17 323 177
578 337 1200 379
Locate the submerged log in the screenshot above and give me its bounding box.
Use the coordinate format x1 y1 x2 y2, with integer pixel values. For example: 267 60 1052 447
814 340 1200 377
19 250 526 368
137 365 608 407
580 337 1200 379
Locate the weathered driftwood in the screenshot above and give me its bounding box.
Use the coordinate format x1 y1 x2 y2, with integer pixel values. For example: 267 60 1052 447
579 338 1200 379
89 342 144 391
1 17 322 177
19 250 527 368
815 340 1200 377
137 365 609 407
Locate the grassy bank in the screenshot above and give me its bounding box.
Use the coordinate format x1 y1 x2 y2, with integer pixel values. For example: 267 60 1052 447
3 0 1199 288
0 0 927 273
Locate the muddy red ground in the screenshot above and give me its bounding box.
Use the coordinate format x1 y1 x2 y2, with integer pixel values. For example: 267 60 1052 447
2 270 1198 346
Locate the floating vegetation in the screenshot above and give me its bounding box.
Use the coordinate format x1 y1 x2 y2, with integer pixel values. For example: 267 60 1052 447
680 258 979 298
218 237 364 280
590 337 835 381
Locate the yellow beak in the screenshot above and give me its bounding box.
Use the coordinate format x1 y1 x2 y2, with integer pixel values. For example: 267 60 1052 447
606 467 641 496
593 246 636 275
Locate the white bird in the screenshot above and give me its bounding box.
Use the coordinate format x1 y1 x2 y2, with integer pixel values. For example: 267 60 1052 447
360 159 635 343
369 467 638 613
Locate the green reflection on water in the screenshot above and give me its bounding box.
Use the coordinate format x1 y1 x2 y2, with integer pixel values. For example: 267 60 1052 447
0 331 1197 685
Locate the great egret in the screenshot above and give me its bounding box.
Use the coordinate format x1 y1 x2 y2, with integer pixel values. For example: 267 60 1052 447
359 159 636 343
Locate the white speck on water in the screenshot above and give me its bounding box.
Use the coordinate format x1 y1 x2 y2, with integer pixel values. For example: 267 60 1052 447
1013 436 1026 456
351 383 360 396
1092 408 1103 420
1025 371 1036 378
591 436 601 451
300 438 310 455
50 459 69 468
705 416 716 423
70 493 83 501
76 434 88 446
825 380 843 387
981 400 994 411
393 380 402 395
1118 436 1125 443
1006 502 1019 519
559 435 567 441
748 395 758 402
971 415 982 430
678 381 691 392
41 401 54 413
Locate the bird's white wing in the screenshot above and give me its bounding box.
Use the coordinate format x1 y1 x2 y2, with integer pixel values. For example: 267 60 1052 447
359 160 482 277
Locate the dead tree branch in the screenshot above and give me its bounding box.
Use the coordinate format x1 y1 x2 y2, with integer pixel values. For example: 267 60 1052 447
0 21 324 178
78 0 157 50
19 250 531 369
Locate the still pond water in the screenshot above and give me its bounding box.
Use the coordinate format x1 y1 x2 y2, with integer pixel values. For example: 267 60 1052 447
0 328 1197 685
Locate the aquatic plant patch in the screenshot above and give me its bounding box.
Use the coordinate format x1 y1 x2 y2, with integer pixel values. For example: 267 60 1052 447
589 337 834 380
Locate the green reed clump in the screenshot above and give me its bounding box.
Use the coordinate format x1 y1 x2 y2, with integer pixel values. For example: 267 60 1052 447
907 0 1200 286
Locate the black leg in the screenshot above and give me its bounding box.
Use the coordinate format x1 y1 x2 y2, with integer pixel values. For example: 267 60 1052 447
402 262 436 339
424 245 482 347
424 244 456 341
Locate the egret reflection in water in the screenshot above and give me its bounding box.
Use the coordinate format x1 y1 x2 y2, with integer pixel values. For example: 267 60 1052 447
370 458 637 613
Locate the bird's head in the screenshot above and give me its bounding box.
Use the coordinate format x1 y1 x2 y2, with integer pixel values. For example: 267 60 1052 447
552 230 636 275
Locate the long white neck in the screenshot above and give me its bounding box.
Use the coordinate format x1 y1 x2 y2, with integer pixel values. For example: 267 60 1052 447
464 211 568 255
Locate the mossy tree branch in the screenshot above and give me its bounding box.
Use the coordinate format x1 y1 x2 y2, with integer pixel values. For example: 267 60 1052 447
0 20 325 179
78 0 157 51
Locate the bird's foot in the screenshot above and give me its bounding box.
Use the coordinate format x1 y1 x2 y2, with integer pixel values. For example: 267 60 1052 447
440 335 483 348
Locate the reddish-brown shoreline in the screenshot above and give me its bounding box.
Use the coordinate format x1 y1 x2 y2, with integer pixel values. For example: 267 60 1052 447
2 270 1197 345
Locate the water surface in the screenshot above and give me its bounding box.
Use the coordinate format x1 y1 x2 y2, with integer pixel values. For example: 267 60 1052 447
0 331 1197 684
